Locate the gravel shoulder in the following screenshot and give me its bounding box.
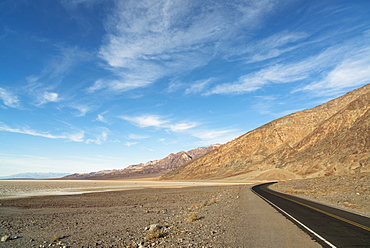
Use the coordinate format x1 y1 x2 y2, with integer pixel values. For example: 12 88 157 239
0 184 321 248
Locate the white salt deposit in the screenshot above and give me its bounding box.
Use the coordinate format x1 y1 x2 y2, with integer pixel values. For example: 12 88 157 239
0 180 246 199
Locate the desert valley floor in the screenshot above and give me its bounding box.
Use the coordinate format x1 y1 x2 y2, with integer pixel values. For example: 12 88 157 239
0 173 369 247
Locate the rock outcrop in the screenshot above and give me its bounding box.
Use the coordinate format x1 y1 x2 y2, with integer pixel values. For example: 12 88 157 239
162 84 370 180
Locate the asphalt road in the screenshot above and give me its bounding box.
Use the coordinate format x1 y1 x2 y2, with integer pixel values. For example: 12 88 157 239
252 182 370 248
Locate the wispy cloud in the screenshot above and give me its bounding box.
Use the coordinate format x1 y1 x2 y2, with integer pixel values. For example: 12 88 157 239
87 79 152 93
121 115 169 128
120 113 239 145
190 129 240 146
0 87 20 108
93 0 277 93
85 127 109 145
185 78 214 95
37 91 62 105
28 47 90 87
206 75 266 95
297 46 370 96
96 114 108 123
168 122 198 132
68 132 85 142
24 46 91 105
128 134 149 140
206 52 331 95
0 123 84 142
206 32 370 96
121 114 198 133
72 105 91 117
227 30 310 63
124 141 137 147
0 122 114 145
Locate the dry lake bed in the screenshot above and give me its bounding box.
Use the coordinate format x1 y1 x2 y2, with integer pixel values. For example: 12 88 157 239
0 179 245 199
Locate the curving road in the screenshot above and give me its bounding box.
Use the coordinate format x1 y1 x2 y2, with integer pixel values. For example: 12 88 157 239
252 182 370 248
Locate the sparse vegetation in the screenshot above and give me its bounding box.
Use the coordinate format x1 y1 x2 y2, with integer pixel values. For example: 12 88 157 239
190 197 218 210
191 203 202 210
50 233 62 242
280 188 319 195
186 212 200 222
208 197 218 204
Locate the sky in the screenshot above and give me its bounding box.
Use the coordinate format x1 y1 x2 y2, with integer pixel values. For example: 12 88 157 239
1 0 370 177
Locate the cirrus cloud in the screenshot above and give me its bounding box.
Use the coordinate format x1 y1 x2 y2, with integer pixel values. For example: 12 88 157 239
121 115 169 128
93 0 277 93
37 91 62 105
120 114 198 133
0 87 20 108
0 122 84 142
298 46 370 96
120 113 239 145
205 32 370 96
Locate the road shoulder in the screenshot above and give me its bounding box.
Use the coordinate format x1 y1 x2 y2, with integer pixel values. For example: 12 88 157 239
231 185 321 247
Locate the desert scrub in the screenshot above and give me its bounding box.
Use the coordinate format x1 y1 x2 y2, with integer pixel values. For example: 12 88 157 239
208 197 218 204
191 203 202 210
281 188 319 195
190 197 218 210
50 233 62 242
186 212 200 222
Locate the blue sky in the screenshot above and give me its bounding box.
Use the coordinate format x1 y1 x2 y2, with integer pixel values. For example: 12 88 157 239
1 0 370 176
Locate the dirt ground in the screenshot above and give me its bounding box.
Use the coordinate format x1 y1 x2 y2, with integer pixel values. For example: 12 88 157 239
0 183 322 248
0 185 244 248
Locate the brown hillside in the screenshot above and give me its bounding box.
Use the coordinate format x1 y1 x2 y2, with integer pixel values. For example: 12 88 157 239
162 84 370 180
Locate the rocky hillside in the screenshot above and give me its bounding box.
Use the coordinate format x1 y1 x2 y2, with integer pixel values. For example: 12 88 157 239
63 144 221 180
163 84 370 181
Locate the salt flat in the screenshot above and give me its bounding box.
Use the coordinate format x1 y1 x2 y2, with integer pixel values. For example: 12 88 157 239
0 179 245 199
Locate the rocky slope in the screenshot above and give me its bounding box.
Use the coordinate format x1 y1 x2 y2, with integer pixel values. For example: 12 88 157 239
163 84 370 180
64 144 221 180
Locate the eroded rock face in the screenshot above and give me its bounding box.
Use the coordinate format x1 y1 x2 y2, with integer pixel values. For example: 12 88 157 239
163 84 370 180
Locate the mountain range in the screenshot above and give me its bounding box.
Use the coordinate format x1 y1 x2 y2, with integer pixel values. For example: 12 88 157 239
63 144 221 179
163 84 370 181
1 172 70 179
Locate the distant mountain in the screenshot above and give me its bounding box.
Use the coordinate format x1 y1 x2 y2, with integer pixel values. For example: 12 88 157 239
63 144 222 180
1 172 70 179
62 169 120 179
162 84 370 181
